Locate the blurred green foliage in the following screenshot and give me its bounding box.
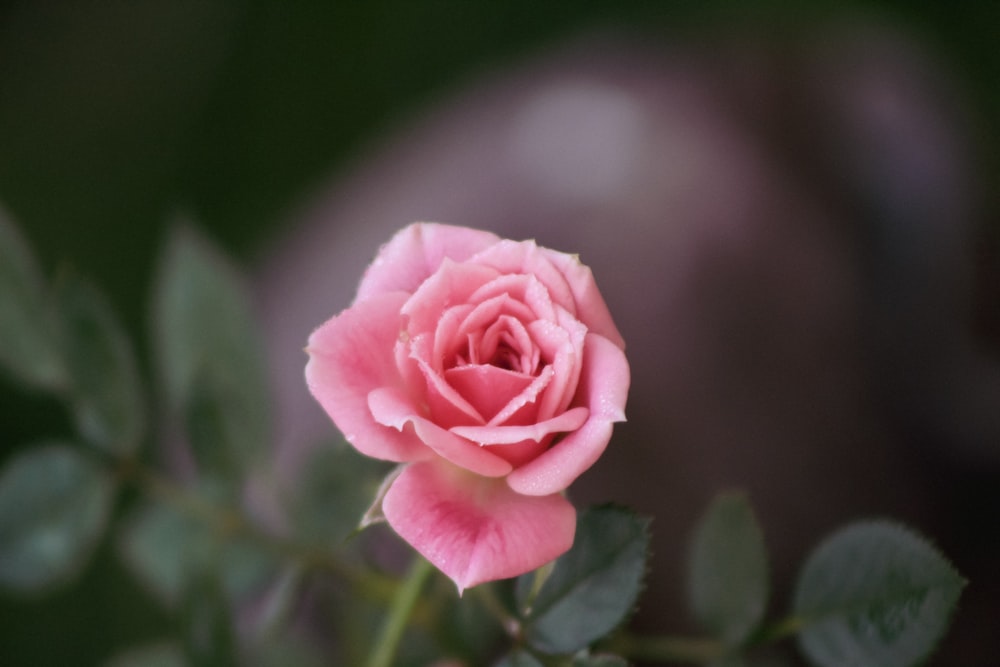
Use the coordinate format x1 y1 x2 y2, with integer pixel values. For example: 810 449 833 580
688 493 768 647
793 521 965 667
0 2 993 665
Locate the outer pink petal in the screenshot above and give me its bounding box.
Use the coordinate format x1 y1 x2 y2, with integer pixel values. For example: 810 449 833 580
506 334 629 496
368 387 513 477
306 293 431 463
540 248 626 349
383 460 576 592
357 223 500 302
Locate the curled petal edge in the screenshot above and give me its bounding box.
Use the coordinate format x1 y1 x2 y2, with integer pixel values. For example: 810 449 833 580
506 333 629 496
368 386 513 478
451 406 589 445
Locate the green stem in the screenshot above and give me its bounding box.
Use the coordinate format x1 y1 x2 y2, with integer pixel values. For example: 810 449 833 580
749 614 806 645
365 555 435 667
474 582 519 637
604 613 807 664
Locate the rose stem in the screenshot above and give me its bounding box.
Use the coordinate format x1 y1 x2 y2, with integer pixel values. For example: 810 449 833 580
364 554 435 667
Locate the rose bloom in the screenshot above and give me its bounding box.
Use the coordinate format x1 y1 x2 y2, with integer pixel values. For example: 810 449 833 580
305 223 629 591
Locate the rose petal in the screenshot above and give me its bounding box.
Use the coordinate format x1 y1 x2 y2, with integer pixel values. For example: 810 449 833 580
468 240 578 313
469 273 557 323
506 334 629 495
484 438 549 468
451 406 588 445
382 460 576 592
410 334 485 426
437 295 534 369
540 248 626 349
356 222 500 301
488 365 553 426
443 364 534 422
402 258 499 338
477 315 535 373
305 293 430 462
528 309 586 420
368 387 512 477
432 303 476 366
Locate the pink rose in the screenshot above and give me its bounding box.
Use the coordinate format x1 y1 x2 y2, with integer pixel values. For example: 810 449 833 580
305 223 629 591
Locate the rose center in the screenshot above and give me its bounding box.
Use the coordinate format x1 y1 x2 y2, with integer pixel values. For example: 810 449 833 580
444 363 534 422
488 341 520 371
451 315 541 376
440 314 548 422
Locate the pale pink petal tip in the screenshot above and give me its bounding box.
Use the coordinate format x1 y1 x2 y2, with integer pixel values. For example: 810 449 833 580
382 461 576 593
356 222 501 301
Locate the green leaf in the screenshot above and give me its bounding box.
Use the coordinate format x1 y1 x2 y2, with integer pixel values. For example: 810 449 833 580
518 505 650 655
0 444 114 592
688 492 769 644
290 441 394 544
0 206 66 389
183 368 260 485
105 642 185 667
793 520 965 667
151 223 269 478
55 272 145 456
118 500 211 606
118 498 274 608
495 650 545 667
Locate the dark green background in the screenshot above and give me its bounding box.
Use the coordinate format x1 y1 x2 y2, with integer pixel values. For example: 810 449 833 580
1 2 996 664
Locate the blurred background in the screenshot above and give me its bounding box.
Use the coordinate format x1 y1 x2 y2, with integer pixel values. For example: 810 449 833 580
1 1 997 665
